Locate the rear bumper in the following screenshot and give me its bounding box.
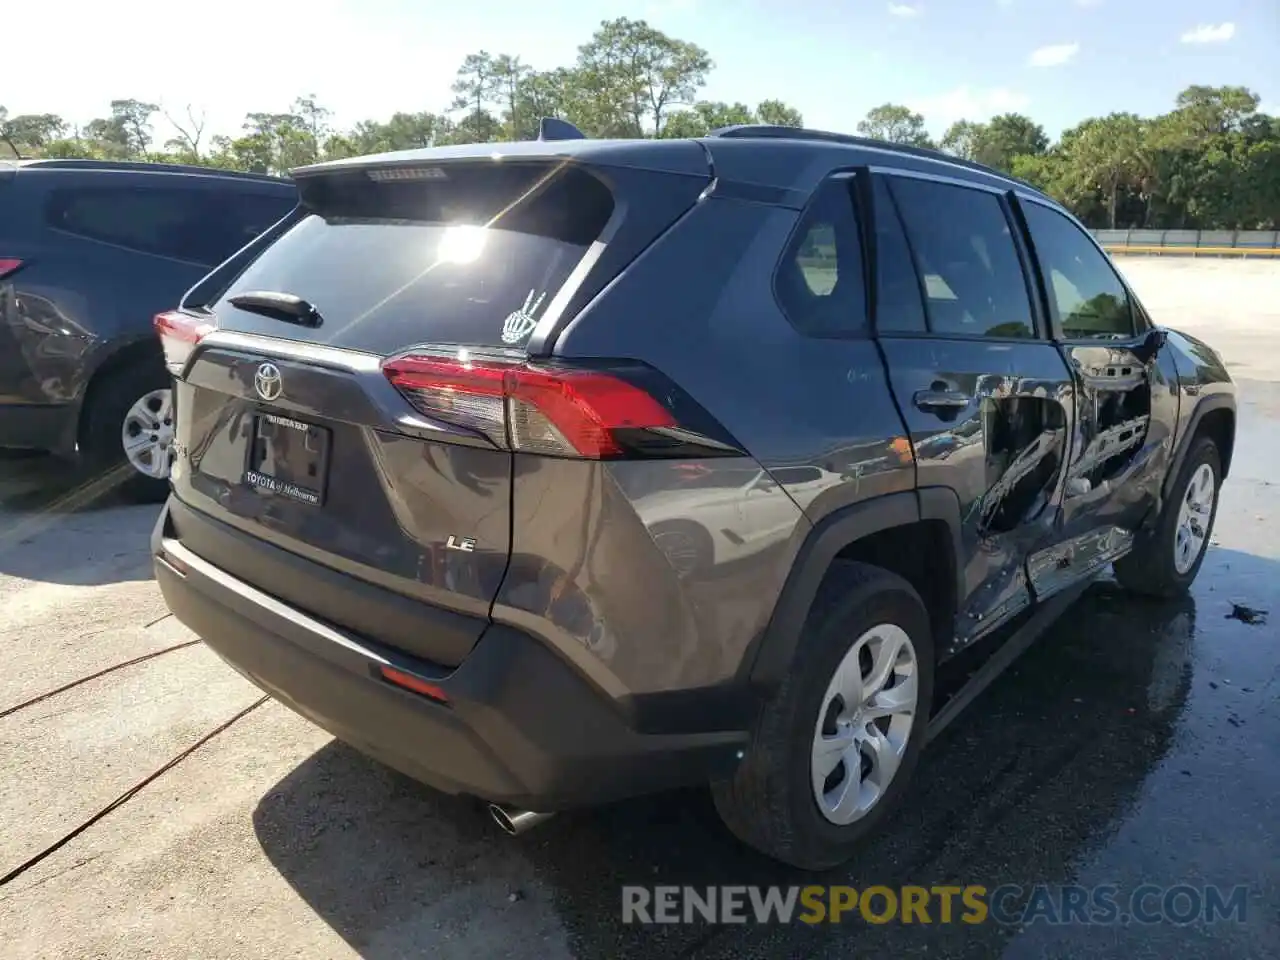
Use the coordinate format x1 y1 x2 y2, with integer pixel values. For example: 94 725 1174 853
152 500 747 809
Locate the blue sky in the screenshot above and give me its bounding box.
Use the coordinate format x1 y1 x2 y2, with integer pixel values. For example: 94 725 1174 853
5 0 1276 144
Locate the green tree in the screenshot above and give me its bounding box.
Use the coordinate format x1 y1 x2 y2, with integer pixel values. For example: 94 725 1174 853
1060 113 1147 228
162 105 208 161
940 115 1046 172
451 51 501 142
491 54 533 139
979 113 1048 170
661 101 755 138
1172 85 1260 136
109 99 160 158
83 115 131 158
0 112 68 155
756 99 804 128
577 17 712 136
857 104 933 147
293 95 331 162
940 119 986 160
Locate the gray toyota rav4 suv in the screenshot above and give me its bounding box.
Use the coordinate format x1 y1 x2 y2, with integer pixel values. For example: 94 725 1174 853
152 124 1235 869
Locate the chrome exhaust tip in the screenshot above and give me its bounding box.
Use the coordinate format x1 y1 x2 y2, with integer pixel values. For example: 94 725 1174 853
488 803 555 836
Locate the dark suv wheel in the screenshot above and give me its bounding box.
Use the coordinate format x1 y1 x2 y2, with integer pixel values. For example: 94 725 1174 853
712 561 934 870
78 361 173 503
1114 436 1222 597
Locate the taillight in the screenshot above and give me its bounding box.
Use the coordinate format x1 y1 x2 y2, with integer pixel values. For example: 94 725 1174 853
382 354 732 460
154 310 216 376
0 258 24 280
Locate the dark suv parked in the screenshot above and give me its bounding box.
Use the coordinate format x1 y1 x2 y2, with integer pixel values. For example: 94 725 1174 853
0 159 297 498
151 126 1235 869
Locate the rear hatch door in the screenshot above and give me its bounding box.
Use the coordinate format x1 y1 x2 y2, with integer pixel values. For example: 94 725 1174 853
167 146 710 665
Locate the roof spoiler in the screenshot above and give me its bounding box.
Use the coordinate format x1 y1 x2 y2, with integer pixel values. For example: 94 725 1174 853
537 117 587 142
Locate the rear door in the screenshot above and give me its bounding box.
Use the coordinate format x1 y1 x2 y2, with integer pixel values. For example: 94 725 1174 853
167 155 709 664
1015 195 1181 585
871 171 1076 648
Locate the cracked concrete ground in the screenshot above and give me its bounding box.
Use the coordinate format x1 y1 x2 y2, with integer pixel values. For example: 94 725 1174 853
0 258 1275 959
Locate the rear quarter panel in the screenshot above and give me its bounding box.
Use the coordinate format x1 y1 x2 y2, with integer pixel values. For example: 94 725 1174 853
517 195 913 699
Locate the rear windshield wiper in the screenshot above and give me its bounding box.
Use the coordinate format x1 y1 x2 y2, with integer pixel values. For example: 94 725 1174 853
227 291 324 328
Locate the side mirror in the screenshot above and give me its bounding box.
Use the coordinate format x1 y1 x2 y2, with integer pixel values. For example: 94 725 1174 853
1131 327 1167 364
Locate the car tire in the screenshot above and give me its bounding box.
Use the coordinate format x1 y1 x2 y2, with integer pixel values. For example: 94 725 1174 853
711 561 934 870
78 360 174 504
1113 436 1222 598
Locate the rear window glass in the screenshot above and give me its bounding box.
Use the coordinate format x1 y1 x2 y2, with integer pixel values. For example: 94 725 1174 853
214 163 614 354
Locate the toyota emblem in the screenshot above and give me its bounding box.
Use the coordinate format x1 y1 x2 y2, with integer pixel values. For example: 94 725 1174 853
255 362 283 402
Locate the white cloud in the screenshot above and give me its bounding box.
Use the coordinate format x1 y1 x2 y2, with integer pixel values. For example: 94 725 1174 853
1029 42 1080 67
907 87 1032 129
888 3 921 17
1180 22 1235 44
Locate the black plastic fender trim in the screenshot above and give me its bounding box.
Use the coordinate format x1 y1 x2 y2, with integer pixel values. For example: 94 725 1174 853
744 487 965 686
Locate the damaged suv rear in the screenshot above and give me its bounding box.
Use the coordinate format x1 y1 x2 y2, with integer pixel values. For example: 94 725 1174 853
154 128 1234 870
153 139 766 809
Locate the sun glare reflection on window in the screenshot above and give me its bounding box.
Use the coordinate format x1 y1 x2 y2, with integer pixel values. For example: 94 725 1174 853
437 224 488 264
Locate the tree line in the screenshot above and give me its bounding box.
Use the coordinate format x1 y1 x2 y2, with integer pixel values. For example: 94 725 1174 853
2 17 1276 230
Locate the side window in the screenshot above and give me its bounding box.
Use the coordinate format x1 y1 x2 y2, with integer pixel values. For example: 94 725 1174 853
871 178 927 333
47 186 222 265
1021 201 1134 339
775 179 867 337
888 177 1036 339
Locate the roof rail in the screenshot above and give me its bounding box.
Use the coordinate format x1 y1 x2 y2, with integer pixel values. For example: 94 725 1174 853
706 124 1041 192
20 158 289 183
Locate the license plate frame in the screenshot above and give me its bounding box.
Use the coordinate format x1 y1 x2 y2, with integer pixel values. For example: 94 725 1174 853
243 410 331 507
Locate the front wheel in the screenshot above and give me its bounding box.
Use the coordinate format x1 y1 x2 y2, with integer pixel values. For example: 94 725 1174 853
1114 436 1222 597
712 562 934 870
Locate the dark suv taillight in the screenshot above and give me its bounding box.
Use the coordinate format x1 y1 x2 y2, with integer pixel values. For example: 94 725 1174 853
382 354 739 460
154 310 217 376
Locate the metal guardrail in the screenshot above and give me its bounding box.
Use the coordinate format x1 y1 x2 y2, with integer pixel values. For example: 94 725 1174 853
1093 229 1280 257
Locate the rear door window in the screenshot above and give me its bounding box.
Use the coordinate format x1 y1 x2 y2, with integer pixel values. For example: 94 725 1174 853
887 176 1036 339
47 186 224 264
213 162 615 355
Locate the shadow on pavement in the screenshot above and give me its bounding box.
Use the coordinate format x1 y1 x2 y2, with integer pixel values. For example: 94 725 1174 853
0 453 160 585
250 546 1279 959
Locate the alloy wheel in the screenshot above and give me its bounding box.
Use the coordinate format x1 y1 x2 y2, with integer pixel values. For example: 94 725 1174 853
810 623 919 825
121 388 175 479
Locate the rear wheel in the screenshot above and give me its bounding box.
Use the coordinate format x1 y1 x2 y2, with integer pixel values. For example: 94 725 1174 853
79 361 174 503
1114 437 1221 597
712 562 934 870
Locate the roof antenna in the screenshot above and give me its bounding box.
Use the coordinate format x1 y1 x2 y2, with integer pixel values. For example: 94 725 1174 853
537 117 586 142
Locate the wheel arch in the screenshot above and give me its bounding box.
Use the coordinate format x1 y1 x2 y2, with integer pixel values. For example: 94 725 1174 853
744 487 965 687
73 336 166 453
1165 394 1236 500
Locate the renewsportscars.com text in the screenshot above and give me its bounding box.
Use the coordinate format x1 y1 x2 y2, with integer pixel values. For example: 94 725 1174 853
621 883 1251 926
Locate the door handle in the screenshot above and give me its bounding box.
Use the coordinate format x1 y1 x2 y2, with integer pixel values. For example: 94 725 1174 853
913 389 970 412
